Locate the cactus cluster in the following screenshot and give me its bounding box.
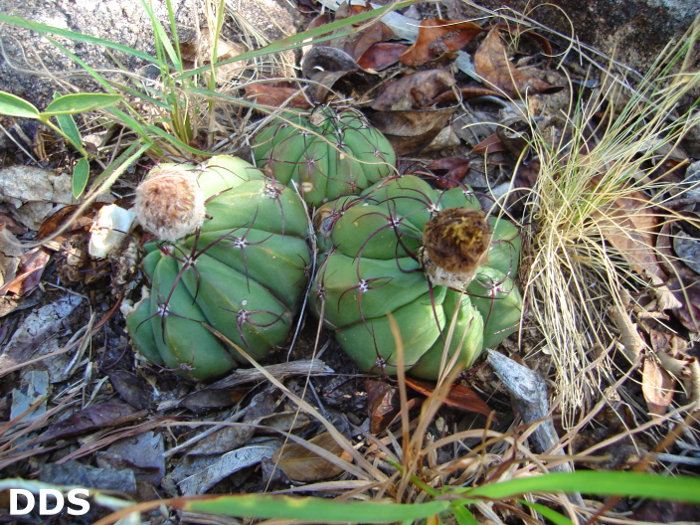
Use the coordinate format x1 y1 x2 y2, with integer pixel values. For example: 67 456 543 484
125 108 522 382
252 106 396 207
125 156 311 381
309 175 522 379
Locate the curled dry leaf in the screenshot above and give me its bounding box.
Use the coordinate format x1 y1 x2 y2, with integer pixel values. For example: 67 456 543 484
590 180 681 311
357 42 408 71
474 27 555 98
273 432 352 482
399 18 483 68
642 329 678 416
365 380 400 434
424 157 470 189
343 20 397 63
370 69 455 111
471 133 507 155
404 377 492 417
243 84 310 109
35 403 141 444
657 222 700 331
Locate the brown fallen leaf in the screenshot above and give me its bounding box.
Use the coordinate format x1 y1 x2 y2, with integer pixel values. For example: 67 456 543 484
657 222 700 331
272 432 352 482
36 403 143 444
590 179 681 311
471 133 507 155
243 84 310 109
357 42 408 71
344 20 397 62
370 70 455 111
430 86 504 106
365 380 399 434
424 157 470 189
474 26 556 98
404 377 492 417
399 18 483 68
366 106 456 156
642 329 678 416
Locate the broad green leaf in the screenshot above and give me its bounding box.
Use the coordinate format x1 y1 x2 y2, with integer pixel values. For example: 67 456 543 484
457 471 700 504
72 157 90 198
43 94 122 116
451 505 479 525
53 92 83 152
0 91 40 118
517 500 574 525
177 494 448 523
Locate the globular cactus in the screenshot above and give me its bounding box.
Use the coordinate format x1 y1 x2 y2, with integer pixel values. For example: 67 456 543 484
309 175 522 380
124 155 311 381
252 106 396 207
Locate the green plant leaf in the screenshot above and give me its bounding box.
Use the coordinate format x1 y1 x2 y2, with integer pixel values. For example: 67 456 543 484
517 500 574 525
43 94 122 116
457 471 700 504
0 91 40 118
72 157 90 198
451 505 480 525
176 494 449 523
53 92 83 152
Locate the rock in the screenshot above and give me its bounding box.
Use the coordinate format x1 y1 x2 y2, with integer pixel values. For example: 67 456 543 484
445 0 699 76
0 165 75 230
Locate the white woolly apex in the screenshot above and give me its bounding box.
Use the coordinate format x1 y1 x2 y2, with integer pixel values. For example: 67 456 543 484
88 204 136 258
133 166 206 243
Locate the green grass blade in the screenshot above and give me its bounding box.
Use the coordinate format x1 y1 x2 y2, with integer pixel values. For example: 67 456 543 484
139 0 182 72
452 505 480 525
43 93 122 116
0 14 159 64
72 157 90 198
53 92 83 151
0 91 40 118
517 500 574 525
176 494 448 523
457 472 700 504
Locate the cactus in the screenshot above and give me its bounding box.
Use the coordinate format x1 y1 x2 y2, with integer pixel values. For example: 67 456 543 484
252 106 396 207
309 175 522 380
124 156 312 381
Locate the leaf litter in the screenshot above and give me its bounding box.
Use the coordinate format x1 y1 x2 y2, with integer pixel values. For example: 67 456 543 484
1 0 700 523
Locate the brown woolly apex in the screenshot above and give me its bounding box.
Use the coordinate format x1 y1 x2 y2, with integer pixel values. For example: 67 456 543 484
134 166 206 243
420 207 492 290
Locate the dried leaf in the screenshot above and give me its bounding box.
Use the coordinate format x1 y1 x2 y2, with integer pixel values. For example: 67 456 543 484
366 106 455 156
370 70 455 111
273 432 352 482
430 86 504 106
399 19 483 67
3 247 51 296
425 157 470 189
474 27 555 97
471 133 507 155
404 377 492 417
344 20 397 62
357 42 408 71
243 84 310 109
642 356 675 416
179 444 277 495
365 380 400 434
658 222 700 331
0 226 22 291
179 387 247 413
36 403 141 443
108 370 153 411
591 181 681 311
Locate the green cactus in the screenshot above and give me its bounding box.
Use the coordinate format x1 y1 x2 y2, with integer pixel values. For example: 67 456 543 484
309 175 522 380
252 106 396 207
125 156 311 381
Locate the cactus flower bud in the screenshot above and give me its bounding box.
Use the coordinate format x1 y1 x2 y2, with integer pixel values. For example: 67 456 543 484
420 208 492 290
134 166 206 243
